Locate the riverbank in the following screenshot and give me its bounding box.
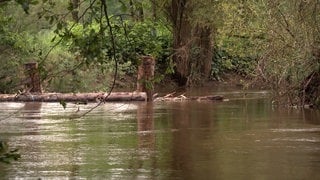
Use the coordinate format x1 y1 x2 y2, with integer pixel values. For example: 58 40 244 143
0 73 253 103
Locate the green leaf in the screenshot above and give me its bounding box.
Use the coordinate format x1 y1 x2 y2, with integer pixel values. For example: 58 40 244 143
57 22 62 30
30 0 39 5
59 100 67 109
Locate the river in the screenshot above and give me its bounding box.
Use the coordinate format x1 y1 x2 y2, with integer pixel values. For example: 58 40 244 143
0 90 320 179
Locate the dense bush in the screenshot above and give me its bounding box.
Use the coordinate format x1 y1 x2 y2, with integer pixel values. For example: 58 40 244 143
0 7 35 93
211 46 257 81
66 19 172 67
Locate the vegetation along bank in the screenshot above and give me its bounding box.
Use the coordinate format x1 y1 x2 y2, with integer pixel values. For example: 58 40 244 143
0 0 319 107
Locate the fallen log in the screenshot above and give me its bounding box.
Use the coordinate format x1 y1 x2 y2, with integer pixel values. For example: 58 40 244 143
154 93 224 102
0 92 224 103
0 92 147 102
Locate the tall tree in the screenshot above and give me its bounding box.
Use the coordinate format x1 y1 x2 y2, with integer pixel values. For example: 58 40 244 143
164 0 220 86
166 0 192 85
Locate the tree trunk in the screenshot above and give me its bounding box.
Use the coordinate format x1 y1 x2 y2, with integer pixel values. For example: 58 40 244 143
167 0 213 86
193 25 213 78
168 0 192 86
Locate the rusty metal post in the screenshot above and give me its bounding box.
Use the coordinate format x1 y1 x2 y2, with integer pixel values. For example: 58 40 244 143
24 62 42 93
137 56 155 102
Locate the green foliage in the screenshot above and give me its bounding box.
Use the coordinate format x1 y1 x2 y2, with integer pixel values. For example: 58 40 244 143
256 0 320 106
0 0 318 106
124 20 171 60
212 46 256 80
15 0 39 14
66 19 171 67
191 0 224 28
211 0 266 80
0 0 174 93
0 6 41 93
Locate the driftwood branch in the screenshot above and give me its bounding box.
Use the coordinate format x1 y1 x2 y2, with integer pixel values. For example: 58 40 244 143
154 93 224 102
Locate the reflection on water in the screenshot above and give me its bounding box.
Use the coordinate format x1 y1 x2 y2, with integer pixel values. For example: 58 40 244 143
0 94 320 179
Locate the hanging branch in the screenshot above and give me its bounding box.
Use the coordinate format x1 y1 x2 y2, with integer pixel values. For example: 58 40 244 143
70 0 119 118
39 0 98 88
101 0 118 101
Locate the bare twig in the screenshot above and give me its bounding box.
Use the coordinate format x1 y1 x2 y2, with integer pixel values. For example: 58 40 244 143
101 0 118 101
302 72 315 106
276 6 295 39
70 0 119 119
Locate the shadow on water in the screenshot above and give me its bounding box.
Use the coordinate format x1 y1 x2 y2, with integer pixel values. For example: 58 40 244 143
0 92 320 179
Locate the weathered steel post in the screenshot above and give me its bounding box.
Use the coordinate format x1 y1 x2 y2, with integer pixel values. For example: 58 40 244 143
24 62 42 93
137 56 155 102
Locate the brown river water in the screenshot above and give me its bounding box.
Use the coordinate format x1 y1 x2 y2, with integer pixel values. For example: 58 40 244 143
0 89 320 179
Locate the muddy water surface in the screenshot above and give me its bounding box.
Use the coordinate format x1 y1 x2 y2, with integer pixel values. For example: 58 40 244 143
0 90 320 179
